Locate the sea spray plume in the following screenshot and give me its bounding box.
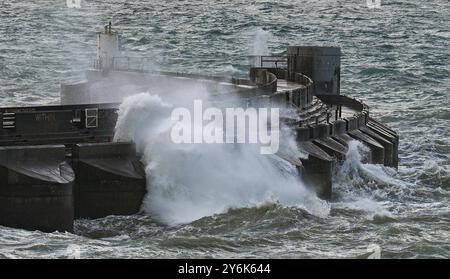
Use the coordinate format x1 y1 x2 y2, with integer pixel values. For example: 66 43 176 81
331 140 393 219
336 140 369 186
335 140 409 194
113 93 173 151
143 140 330 225
332 140 411 220
250 28 272 56
249 28 273 67
114 90 330 226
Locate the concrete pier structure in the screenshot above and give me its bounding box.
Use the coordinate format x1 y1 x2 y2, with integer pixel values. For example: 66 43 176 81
0 145 74 232
298 141 334 200
0 25 399 232
73 142 146 219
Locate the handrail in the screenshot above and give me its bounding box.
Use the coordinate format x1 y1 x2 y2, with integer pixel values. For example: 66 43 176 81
315 95 366 112
248 55 287 69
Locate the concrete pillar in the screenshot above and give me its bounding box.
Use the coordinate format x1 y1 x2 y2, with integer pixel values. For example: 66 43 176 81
298 142 334 200
332 133 354 146
310 123 330 139
287 46 341 95
72 142 146 219
348 130 385 165
313 138 348 161
0 145 74 232
345 116 359 131
366 122 399 168
296 126 311 142
301 89 309 109
357 114 367 127
331 119 347 135
360 127 394 167
367 119 399 167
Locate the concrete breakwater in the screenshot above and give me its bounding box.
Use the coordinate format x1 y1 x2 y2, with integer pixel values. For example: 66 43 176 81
0 142 145 232
0 44 398 232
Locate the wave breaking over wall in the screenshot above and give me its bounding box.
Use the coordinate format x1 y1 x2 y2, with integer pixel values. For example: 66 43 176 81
114 89 330 226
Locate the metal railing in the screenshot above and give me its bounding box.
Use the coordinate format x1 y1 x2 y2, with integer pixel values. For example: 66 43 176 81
248 55 287 69
93 56 157 72
95 55 289 72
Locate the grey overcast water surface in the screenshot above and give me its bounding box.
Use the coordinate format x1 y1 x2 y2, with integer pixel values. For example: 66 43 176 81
0 0 449 258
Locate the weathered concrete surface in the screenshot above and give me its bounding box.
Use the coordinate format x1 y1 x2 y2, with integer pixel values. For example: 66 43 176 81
298 141 334 200
0 145 74 232
311 123 330 139
296 126 312 141
345 116 359 131
313 137 348 161
360 127 394 167
0 103 117 147
72 142 146 219
367 118 399 168
332 133 355 146
331 119 347 135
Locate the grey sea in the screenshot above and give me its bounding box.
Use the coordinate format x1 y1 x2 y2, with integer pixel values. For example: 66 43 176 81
0 0 449 258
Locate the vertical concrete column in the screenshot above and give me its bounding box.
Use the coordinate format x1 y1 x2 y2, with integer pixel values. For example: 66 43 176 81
301 155 333 200
72 142 146 219
298 142 334 200
0 145 74 232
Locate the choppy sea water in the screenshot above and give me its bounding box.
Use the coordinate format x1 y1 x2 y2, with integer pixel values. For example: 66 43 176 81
0 0 449 258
